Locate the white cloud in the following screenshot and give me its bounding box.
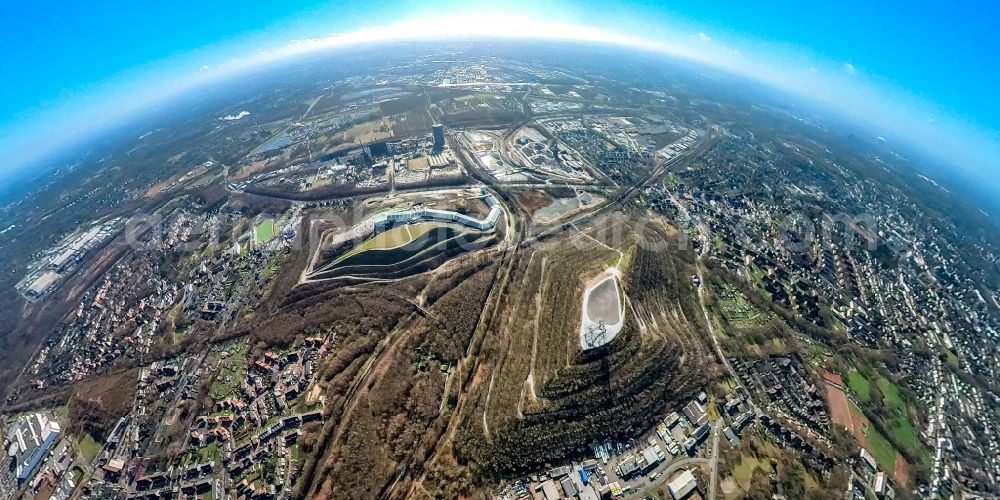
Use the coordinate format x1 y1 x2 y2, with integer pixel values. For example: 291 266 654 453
844 62 857 75
697 32 711 42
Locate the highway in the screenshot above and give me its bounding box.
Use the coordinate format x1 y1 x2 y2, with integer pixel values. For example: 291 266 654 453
464 122 724 500
390 132 531 500
263 114 715 500
515 129 718 250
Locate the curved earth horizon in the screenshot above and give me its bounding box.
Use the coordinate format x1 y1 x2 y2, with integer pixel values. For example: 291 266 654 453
0 6 997 500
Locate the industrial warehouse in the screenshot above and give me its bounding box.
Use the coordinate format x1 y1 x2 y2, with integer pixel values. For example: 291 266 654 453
2 413 62 490
16 218 123 301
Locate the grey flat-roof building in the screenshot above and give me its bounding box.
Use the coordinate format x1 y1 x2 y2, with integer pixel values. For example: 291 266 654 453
668 470 698 499
560 476 578 497
683 400 708 426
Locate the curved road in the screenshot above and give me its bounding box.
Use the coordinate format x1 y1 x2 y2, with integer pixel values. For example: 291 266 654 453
623 456 709 499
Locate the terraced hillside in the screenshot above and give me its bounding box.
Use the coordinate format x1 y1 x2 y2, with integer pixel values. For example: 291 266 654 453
307 227 497 281
260 206 723 500
409 216 723 495
300 253 502 499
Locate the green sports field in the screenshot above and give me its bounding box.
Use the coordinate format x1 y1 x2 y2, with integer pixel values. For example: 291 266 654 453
255 219 276 244
847 370 872 401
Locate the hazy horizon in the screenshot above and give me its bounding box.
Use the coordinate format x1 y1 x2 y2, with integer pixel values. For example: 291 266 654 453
2 2 999 197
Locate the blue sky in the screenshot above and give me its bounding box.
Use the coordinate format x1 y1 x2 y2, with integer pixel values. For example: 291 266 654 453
1 1 998 186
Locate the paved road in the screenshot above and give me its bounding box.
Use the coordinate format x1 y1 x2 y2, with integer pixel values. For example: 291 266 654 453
518 132 716 250
709 419 722 500
305 310 423 497
391 134 530 500
665 176 764 500
623 419 722 500
623 456 709 499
